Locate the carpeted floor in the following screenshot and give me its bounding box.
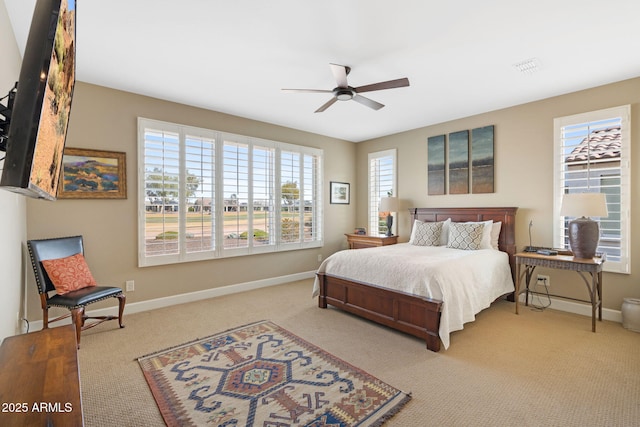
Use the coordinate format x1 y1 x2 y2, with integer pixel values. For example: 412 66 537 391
78 279 640 426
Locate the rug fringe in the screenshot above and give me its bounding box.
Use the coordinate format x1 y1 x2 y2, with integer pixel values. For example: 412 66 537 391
135 319 269 361
369 391 412 427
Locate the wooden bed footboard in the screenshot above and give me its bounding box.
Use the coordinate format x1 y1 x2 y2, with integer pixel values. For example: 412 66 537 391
316 272 443 351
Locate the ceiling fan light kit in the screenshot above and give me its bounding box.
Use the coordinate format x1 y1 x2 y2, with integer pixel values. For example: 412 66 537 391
282 63 409 113
335 88 355 101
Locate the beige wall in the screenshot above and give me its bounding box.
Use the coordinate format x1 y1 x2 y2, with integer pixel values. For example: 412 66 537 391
23 77 640 322
0 0 27 341
356 77 640 310
25 82 356 321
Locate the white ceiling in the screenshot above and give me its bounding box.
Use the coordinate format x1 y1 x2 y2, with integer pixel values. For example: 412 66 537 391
5 0 640 142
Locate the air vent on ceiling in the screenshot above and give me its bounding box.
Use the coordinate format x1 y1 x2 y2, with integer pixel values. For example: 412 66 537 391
513 57 541 74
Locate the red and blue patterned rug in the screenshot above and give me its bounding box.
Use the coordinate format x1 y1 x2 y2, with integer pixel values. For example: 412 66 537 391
138 320 411 426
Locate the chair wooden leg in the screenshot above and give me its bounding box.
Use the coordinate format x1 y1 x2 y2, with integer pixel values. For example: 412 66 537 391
71 308 84 349
117 294 126 328
42 308 49 329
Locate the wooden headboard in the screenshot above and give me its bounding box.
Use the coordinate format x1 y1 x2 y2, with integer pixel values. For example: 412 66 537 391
410 207 518 280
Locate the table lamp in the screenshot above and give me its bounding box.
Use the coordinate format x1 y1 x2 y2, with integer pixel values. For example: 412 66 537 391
379 196 399 236
560 193 608 259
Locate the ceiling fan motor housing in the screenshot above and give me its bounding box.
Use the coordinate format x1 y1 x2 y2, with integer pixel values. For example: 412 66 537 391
335 87 355 101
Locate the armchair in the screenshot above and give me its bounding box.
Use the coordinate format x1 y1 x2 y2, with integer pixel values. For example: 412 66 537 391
27 235 125 348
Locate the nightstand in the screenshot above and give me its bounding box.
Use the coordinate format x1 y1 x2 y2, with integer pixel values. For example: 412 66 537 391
345 234 398 249
515 251 605 332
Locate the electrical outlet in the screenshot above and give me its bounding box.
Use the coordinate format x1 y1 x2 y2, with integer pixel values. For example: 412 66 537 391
126 280 135 292
536 274 550 287
317 254 323 262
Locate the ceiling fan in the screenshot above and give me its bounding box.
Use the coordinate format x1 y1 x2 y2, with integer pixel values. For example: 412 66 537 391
282 63 410 113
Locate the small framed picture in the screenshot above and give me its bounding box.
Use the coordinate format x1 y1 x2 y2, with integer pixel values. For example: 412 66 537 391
330 181 350 204
354 227 367 235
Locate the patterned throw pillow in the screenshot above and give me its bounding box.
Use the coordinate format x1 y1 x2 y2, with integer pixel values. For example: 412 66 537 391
410 221 443 246
42 253 97 295
447 222 485 250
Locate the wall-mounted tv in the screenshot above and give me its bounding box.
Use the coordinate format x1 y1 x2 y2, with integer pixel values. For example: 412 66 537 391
0 0 76 200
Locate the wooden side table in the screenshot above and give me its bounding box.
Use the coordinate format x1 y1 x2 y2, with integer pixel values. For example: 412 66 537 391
0 325 84 426
515 251 605 332
345 233 398 249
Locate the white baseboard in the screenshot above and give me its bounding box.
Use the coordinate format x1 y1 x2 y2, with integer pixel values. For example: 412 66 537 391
29 271 316 332
518 293 622 323
28 272 622 332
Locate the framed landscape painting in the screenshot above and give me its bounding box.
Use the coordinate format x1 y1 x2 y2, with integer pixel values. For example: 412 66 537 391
58 148 127 199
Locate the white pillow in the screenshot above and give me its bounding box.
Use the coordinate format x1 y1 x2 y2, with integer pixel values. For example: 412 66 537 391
439 218 452 246
410 221 443 246
447 222 485 250
409 219 421 244
490 221 502 250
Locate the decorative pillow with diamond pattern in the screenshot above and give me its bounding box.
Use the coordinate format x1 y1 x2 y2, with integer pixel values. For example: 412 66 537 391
410 220 443 246
447 222 484 250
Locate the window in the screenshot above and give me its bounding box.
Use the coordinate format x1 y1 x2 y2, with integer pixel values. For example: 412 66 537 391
553 105 630 273
138 118 323 266
368 149 397 235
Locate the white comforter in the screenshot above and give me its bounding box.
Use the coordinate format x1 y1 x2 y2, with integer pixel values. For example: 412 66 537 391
313 243 514 349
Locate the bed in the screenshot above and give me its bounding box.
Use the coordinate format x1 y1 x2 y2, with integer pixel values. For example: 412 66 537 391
314 207 518 352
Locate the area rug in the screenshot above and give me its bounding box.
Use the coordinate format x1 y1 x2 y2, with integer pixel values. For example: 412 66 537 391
138 320 411 426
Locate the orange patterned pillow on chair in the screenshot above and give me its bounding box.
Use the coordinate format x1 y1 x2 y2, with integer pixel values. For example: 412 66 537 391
42 253 97 295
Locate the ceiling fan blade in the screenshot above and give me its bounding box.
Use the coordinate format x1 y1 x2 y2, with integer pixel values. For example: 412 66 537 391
352 94 384 110
354 77 410 93
315 97 338 113
329 63 349 88
282 88 333 93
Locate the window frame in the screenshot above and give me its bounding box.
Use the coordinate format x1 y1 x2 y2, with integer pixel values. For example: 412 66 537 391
138 118 323 267
553 105 630 274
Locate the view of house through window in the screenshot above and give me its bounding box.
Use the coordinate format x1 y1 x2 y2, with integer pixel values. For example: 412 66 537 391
138 118 323 266
553 105 630 274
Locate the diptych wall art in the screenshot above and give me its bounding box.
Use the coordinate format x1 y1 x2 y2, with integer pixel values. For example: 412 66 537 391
427 125 494 195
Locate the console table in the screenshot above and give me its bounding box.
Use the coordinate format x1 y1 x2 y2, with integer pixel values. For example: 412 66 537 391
0 325 84 426
515 252 605 332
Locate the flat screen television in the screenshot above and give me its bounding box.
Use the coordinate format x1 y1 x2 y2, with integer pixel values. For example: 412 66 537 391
0 0 76 200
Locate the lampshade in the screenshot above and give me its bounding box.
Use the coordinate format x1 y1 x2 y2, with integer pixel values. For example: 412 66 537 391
379 196 399 213
560 193 608 218
561 193 608 259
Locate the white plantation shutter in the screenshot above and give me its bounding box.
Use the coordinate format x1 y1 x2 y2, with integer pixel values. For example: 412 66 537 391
280 150 301 244
302 153 321 242
252 145 275 248
553 105 630 273
368 149 397 235
138 118 322 266
184 134 215 254
223 139 250 251
141 125 181 259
